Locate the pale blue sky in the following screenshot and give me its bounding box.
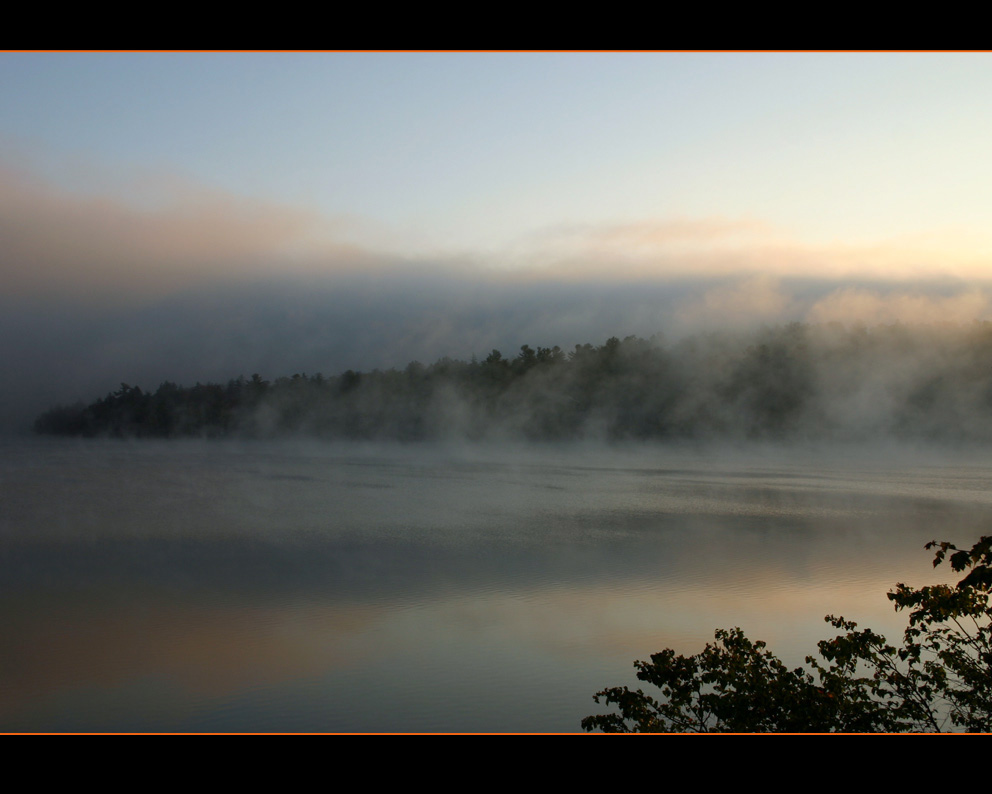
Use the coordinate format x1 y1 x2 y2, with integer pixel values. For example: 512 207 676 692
4 51 992 257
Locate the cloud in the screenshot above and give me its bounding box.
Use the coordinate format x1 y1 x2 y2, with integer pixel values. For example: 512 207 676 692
673 277 992 332
675 275 794 330
507 216 779 280
0 164 379 304
502 217 992 285
6 153 992 310
806 287 991 326
7 158 992 433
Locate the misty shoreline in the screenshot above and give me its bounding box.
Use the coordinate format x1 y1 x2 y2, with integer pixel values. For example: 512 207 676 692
32 322 992 445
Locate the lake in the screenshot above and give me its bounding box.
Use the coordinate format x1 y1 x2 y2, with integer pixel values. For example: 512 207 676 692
2 437 990 732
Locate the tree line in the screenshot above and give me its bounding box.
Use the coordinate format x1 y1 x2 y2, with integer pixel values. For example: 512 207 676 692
33 321 992 441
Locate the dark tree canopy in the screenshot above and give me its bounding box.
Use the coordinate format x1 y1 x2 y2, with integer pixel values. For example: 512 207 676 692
33 322 992 442
582 535 992 733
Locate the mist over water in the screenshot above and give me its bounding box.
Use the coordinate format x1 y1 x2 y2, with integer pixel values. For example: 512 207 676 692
9 274 992 437
2 436 989 731
32 321 992 449
15 317 992 731
8 51 992 731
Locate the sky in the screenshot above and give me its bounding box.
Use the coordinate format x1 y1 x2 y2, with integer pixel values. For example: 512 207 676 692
4 51 992 430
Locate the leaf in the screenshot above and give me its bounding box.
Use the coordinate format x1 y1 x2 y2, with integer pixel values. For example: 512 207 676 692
584 535 992 733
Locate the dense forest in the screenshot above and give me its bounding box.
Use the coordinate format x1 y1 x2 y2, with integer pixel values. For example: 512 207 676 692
32 321 992 442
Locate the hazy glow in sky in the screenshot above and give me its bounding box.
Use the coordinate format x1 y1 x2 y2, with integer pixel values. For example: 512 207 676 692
4 52 992 269
5 52 992 428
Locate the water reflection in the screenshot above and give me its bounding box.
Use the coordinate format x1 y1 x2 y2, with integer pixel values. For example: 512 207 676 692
1 439 990 731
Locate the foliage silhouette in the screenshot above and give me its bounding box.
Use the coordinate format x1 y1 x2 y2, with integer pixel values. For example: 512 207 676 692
582 535 992 733
32 322 992 441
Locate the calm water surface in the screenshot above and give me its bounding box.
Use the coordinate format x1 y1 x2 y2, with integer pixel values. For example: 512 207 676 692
2 438 991 731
